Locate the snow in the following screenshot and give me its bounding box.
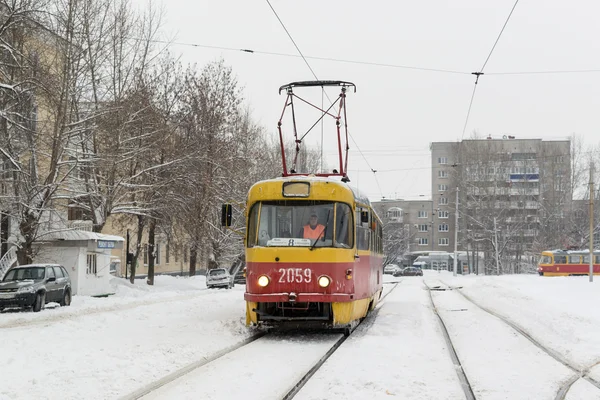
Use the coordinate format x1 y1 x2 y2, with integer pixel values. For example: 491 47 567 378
2 271 600 399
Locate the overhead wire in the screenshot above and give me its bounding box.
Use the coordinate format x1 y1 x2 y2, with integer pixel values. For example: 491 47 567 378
352 148 592 173
264 0 319 81
128 37 600 76
460 0 520 141
265 0 384 198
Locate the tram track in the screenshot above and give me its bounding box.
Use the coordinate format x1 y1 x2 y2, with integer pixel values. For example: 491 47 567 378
122 282 401 400
283 280 401 399
119 331 268 400
424 280 476 400
437 279 600 400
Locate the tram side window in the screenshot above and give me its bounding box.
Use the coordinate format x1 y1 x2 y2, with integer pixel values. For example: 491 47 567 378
356 208 370 251
377 223 383 254
554 255 567 264
357 227 370 250
335 203 353 248
540 255 552 264
596 256 600 264
247 204 259 247
568 255 580 264
583 255 590 263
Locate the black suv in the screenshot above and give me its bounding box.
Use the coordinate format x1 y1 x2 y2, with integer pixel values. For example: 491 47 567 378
0 264 72 312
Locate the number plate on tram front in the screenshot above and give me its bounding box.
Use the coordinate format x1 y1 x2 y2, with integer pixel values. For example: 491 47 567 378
278 268 312 283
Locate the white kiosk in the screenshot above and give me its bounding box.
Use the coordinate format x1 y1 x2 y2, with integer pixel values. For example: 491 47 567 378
34 230 124 296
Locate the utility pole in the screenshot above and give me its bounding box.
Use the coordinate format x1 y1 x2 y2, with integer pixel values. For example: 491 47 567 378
590 162 594 283
125 229 129 279
453 188 459 277
493 217 500 275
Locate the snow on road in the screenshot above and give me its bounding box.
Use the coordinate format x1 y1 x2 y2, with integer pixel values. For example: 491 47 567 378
0 276 252 400
142 333 342 400
442 273 600 368
2 271 600 399
565 379 600 400
428 278 571 399
296 277 464 400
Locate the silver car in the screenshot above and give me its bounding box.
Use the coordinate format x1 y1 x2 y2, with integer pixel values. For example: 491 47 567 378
0 264 72 312
206 268 233 289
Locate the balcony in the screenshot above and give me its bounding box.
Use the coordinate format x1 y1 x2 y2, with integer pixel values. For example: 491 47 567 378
67 220 93 232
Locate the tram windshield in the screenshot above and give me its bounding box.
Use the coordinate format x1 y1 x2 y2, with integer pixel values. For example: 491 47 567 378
247 201 354 249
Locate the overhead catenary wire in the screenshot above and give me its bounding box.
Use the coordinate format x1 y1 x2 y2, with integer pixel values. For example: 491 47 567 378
126 36 600 77
265 0 319 81
460 0 520 141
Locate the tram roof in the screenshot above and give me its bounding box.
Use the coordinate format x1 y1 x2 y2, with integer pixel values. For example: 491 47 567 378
249 175 373 206
545 249 600 254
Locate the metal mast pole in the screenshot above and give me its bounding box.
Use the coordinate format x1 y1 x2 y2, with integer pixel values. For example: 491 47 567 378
494 217 500 275
453 188 459 277
590 162 594 282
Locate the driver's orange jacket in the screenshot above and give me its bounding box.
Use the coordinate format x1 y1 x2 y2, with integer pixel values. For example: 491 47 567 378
303 224 325 240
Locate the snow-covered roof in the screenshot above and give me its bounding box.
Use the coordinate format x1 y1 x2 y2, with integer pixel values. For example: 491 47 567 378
42 230 124 242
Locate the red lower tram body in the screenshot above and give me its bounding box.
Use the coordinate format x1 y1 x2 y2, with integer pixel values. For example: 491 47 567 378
538 264 600 276
244 249 383 330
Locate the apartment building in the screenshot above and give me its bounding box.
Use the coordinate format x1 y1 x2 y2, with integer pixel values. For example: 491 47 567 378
431 136 571 271
373 198 435 253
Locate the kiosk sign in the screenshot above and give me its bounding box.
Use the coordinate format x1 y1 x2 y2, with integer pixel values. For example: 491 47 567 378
98 240 115 249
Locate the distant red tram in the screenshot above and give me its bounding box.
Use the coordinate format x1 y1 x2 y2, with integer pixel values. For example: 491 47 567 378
538 250 600 276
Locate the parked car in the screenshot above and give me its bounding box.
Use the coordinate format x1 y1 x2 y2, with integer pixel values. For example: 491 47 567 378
394 267 423 277
0 264 72 312
384 264 401 275
206 268 234 289
233 267 246 285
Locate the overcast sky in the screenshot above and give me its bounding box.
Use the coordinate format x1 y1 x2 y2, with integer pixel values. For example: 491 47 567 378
139 0 600 201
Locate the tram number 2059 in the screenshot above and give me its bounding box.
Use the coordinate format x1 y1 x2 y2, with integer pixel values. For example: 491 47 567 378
278 268 312 283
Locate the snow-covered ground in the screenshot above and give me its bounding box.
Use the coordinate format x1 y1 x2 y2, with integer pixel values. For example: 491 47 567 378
2 271 600 399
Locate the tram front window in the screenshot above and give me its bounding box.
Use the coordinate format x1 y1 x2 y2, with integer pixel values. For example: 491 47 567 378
247 201 353 248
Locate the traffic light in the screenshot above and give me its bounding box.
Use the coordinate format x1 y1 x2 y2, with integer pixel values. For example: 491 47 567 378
221 204 232 227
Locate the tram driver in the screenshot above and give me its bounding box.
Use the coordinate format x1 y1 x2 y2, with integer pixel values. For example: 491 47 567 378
299 210 326 240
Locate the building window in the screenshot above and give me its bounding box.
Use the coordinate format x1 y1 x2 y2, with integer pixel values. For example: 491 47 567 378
439 224 449 232
439 197 448 206
165 243 170 264
143 245 148 265
86 254 97 275
438 210 449 218
438 184 448 192
418 224 428 232
439 238 449 246
184 246 188 263
155 242 161 265
438 157 448 164
418 211 428 218
68 206 84 221
386 207 402 221
438 170 448 179
418 238 428 245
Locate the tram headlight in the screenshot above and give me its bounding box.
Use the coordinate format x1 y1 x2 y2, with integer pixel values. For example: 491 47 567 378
318 275 331 288
257 275 270 287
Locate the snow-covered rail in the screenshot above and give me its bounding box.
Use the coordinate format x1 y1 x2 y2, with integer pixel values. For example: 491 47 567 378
424 281 476 400
123 282 401 400
438 279 600 400
119 331 268 400
283 282 401 399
